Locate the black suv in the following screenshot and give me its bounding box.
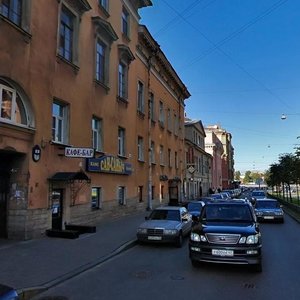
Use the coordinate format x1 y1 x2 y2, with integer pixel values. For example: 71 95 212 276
189 199 262 272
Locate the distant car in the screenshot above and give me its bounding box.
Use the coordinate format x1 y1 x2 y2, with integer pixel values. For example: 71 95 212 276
187 201 205 218
189 199 262 272
251 190 266 200
255 199 284 223
137 206 193 247
0 284 19 299
209 193 226 200
222 190 234 198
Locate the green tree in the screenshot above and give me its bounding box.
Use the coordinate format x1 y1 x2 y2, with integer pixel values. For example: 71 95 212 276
235 171 241 181
243 171 252 183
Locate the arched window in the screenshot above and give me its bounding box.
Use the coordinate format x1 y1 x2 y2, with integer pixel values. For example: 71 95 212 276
0 80 31 127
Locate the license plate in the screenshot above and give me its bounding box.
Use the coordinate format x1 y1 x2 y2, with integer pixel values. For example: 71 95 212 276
264 216 274 219
212 249 234 257
148 236 162 240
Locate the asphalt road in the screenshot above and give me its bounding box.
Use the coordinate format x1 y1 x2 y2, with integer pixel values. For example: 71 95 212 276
32 213 300 300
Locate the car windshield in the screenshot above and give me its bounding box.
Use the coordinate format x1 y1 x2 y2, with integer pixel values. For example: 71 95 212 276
256 201 279 209
205 204 252 222
187 203 202 211
149 209 180 221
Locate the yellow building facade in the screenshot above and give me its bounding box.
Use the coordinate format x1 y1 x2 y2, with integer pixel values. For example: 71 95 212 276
0 0 190 239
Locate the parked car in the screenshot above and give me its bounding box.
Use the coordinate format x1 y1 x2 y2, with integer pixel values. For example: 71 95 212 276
251 190 266 200
209 193 227 201
189 199 262 272
0 284 19 299
255 199 284 223
137 206 192 247
187 201 206 218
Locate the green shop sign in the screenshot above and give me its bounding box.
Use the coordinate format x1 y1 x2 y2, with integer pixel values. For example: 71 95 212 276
86 155 132 175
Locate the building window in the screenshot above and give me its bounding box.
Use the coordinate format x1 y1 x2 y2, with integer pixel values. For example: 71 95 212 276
149 92 155 121
91 187 101 209
0 0 22 26
151 186 155 200
138 186 143 203
0 83 27 126
159 145 164 166
96 40 106 84
121 7 129 37
175 151 178 169
174 113 178 136
167 108 172 132
159 101 164 127
150 141 155 164
137 81 144 114
98 0 108 11
137 136 144 161
118 62 128 100
52 101 69 144
59 5 76 62
168 149 171 167
118 186 126 205
118 127 126 156
92 117 103 151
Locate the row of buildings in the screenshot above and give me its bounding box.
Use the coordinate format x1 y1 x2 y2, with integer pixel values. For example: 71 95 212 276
0 0 234 240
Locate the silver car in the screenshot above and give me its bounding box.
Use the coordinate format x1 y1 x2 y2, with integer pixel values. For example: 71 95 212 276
137 206 192 247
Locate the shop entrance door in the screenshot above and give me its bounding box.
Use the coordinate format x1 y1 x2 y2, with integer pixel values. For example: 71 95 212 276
51 189 64 230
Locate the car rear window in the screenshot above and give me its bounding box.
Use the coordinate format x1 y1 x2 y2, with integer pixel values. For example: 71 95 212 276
150 209 180 221
255 201 279 209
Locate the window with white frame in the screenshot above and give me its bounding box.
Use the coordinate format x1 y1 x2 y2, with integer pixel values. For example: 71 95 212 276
118 186 126 205
52 101 69 144
91 187 102 209
0 83 27 126
92 117 103 151
150 141 155 164
159 145 164 166
121 7 129 37
118 127 125 156
0 0 22 26
118 62 128 99
149 92 155 121
137 136 144 161
96 40 106 84
98 0 108 11
137 81 144 114
159 101 164 126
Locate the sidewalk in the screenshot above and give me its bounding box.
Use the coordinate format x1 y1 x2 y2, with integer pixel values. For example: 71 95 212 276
0 211 147 299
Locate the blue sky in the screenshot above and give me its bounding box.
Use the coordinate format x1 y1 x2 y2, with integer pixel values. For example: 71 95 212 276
140 0 300 174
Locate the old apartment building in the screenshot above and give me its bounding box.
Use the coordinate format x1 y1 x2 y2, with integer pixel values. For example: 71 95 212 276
0 0 190 239
184 119 212 200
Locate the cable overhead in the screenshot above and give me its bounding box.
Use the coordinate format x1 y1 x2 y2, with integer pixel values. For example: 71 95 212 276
155 0 216 37
161 0 291 109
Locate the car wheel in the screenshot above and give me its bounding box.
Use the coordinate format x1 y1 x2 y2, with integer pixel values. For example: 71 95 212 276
176 233 183 248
